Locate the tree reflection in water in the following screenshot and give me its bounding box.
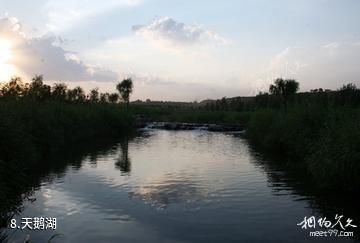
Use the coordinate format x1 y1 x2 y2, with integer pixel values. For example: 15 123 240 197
115 138 131 175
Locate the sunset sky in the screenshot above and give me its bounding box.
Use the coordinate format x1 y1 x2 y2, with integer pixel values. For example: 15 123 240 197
1 0 360 101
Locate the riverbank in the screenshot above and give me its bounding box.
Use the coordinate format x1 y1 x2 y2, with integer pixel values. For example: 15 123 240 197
0 99 135 231
246 105 360 192
132 89 360 193
2 77 360 197
0 99 134 165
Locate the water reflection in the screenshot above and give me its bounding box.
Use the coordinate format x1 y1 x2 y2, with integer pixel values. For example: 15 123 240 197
115 139 131 175
129 173 209 209
0 138 123 242
250 150 360 240
1 130 359 243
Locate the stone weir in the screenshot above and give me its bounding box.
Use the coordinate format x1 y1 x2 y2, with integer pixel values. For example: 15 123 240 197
143 122 244 132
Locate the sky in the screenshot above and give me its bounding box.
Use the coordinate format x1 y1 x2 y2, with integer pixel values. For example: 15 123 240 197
0 0 359 101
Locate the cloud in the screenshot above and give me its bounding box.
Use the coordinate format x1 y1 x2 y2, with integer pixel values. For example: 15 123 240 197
132 17 227 48
44 0 142 32
128 72 244 101
267 43 360 90
0 16 118 82
322 42 339 56
270 47 291 69
322 42 339 49
0 16 22 34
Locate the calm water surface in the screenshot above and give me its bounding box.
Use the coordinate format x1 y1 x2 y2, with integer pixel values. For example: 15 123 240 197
3 130 359 242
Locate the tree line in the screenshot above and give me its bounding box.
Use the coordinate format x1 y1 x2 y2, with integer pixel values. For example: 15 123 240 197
0 75 133 105
204 79 360 112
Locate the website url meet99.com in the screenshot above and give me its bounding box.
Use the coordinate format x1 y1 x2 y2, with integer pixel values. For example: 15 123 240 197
297 214 357 238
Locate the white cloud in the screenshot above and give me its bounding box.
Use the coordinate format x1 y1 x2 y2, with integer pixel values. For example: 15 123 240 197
131 74 242 101
132 17 227 48
44 0 142 32
267 43 360 91
322 42 339 56
0 16 118 82
270 47 290 69
322 42 339 49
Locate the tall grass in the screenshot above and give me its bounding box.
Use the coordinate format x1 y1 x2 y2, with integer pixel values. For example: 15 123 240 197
0 99 133 165
246 104 360 192
0 76 134 165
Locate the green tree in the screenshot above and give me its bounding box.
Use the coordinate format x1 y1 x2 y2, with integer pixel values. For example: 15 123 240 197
339 83 357 92
337 83 359 105
0 77 26 99
100 92 110 103
89 88 100 103
108 93 119 103
51 83 68 101
116 78 133 108
269 78 299 106
67 86 86 102
220 97 228 111
28 75 51 101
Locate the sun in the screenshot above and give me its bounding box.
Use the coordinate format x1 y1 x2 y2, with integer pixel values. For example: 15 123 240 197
0 38 14 81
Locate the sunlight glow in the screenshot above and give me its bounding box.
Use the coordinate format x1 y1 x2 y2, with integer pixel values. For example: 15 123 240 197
0 39 11 63
0 38 14 81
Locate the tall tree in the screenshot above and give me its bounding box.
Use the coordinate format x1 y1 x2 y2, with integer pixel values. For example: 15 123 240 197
100 92 110 103
269 78 299 106
67 86 86 102
116 78 133 108
28 75 51 101
89 88 100 103
108 93 119 103
51 83 68 101
0 76 26 99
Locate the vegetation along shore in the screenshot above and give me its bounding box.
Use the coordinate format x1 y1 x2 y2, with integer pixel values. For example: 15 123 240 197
1 75 359 206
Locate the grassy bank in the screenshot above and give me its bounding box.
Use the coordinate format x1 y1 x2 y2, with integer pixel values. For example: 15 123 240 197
245 84 360 192
0 99 133 165
0 76 134 165
246 104 360 192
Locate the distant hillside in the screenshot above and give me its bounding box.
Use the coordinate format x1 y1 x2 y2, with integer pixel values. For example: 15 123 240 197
132 96 256 108
199 96 255 106
131 99 195 107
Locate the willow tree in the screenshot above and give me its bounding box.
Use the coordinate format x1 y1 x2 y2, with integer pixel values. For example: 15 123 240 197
116 78 133 108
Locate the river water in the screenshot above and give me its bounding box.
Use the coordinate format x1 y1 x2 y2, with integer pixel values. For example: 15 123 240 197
1 130 359 242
